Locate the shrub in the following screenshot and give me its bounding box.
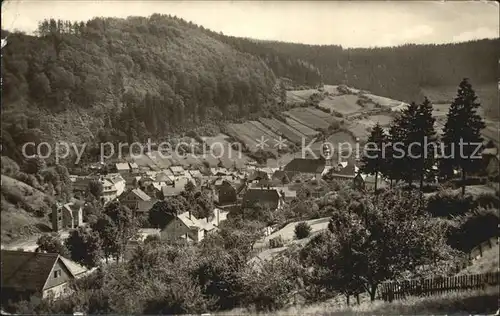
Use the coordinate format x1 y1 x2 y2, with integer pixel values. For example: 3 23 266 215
426 190 474 218
474 193 500 209
269 236 284 248
334 112 343 118
448 208 499 252
295 222 312 239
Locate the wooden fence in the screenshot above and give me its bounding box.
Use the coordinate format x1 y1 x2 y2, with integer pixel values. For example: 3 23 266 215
380 271 500 302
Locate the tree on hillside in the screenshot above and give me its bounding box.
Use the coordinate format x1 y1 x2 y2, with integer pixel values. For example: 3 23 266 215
36 234 69 257
65 227 103 269
411 97 436 198
88 180 104 200
148 200 180 229
395 102 420 187
303 190 457 302
91 214 120 263
441 78 486 196
360 123 387 193
103 202 139 261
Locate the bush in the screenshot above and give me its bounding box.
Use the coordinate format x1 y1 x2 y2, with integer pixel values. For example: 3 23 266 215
474 193 500 209
448 208 499 252
426 190 474 218
295 222 312 239
269 236 284 248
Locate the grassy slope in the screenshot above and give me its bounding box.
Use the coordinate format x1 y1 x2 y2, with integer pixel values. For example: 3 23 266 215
458 244 499 275
1 175 54 244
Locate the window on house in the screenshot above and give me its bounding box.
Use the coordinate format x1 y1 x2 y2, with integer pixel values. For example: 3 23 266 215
53 270 61 278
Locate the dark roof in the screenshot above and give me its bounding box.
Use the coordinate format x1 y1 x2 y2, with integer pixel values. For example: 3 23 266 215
1 250 73 292
242 189 280 209
334 162 356 177
248 170 269 182
284 158 326 174
215 180 236 192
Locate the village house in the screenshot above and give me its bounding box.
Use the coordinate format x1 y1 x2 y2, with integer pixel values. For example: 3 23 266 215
272 170 290 186
161 177 195 198
105 173 126 197
114 162 130 174
283 158 327 180
241 188 284 212
52 201 84 232
215 180 238 206
128 162 139 173
70 176 92 195
100 178 118 204
325 161 357 182
169 165 186 178
354 173 390 191
119 188 153 213
159 211 216 243
1 250 88 304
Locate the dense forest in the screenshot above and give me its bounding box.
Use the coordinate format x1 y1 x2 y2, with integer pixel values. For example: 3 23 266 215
1 14 498 165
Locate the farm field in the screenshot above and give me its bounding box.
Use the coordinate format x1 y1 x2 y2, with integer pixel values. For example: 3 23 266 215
357 114 394 129
226 123 261 153
259 117 306 144
346 120 372 142
362 93 409 109
247 121 282 143
323 84 341 95
318 94 363 115
284 108 331 130
303 107 339 124
285 117 319 138
201 134 254 168
286 88 318 104
254 217 331 249
310 130 359 157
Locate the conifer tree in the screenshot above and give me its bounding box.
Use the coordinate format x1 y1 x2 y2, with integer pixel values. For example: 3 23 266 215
411 97 436 197
441 78 486 195
387 102 420 187
360 122 387 192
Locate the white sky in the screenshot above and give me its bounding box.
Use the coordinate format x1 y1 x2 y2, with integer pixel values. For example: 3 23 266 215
1 0 498 48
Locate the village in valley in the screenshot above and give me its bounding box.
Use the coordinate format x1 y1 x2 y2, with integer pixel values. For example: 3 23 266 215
1 1 499 315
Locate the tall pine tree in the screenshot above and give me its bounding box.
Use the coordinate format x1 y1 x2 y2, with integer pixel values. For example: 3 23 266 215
389 102 420 187
360 123 387 192
441 78 486 196
411 97 436 198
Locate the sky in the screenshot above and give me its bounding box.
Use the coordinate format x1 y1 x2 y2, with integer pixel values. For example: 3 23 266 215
1 0 498 48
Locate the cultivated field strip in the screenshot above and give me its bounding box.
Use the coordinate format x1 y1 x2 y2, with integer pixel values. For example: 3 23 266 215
247 121 282 142
259 117 307 144
319 94 362 115
284 110 328 130
285 117 319 137
303 107 339 124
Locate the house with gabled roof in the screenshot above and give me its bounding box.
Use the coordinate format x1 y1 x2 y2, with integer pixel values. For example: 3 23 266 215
115 162 130 173
52 201 84 232
324 161 357 182
283 158 326 180
159 211 217 243
1 250 88 303
105 173 126 197
119 188 152 213
128 162 139 173
241 188 284 212
169 166 186 177
215 180 237 206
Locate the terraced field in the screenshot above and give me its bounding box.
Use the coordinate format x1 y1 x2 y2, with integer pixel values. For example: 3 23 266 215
357 114 394 130
226 122 280 154
285 117 319 138
318 94 363 115
362 93 409 109
259 117 306 144
286 88 318 104
284 108 331 130
303 107 340 124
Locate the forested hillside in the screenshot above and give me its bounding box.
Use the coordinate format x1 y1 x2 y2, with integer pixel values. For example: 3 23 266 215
1 13 498 165
236 39 499 113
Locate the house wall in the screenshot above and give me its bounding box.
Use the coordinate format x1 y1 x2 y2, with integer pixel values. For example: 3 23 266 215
52 206 63 231
62 208 73 229
42 259 73 298
72 208 83 227
160 218 190 242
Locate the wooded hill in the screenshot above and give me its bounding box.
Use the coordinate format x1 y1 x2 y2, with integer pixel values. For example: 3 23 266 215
1 14 498 165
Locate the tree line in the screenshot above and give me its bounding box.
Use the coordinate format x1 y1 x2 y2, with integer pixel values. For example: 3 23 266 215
360 78 487 196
